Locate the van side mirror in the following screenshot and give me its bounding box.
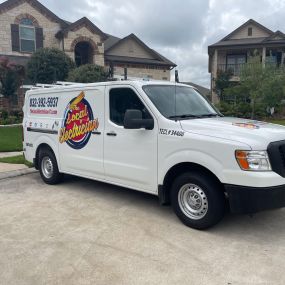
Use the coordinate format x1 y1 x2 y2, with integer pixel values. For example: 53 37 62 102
123 109 154 130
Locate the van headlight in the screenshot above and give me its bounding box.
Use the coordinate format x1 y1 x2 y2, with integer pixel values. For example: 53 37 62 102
235 150 271 171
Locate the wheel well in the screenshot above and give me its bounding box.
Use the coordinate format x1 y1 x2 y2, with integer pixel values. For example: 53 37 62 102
35 143 55 170
159 162 223 205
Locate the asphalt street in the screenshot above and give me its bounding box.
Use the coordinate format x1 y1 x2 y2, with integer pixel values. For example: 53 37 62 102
0 173 284 285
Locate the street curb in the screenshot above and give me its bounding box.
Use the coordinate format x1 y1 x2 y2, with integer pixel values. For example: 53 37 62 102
0 168 37 180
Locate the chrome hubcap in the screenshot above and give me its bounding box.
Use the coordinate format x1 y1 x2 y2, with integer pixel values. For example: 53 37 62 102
178 183 208 220
41 156 53 179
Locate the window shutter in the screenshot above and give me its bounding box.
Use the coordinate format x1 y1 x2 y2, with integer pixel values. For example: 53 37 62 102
11 24 20 52
36 27 43 49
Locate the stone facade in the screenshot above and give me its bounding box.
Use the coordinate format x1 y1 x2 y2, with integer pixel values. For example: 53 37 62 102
113 66 170 81
64 27 105 67
0 1 61 56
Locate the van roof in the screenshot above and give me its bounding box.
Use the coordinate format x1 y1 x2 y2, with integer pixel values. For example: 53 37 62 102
26 80 194 95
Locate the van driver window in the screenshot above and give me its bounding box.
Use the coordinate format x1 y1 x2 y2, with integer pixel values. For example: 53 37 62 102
109 88 152 126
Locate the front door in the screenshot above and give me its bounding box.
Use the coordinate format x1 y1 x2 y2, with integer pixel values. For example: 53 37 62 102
104 85 158 193
58 87 105 180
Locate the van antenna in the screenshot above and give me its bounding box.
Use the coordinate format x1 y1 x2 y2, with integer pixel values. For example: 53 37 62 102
124 67 128 80
174 69 179 120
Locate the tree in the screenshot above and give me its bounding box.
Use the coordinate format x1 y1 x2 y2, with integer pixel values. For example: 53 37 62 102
214 69 234 100
67 64 107 83
223 54 285 119
0 56 25 99
27 48 75 84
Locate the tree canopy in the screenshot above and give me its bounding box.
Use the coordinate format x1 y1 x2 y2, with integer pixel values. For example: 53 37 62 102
27 48 75 84
67 64 107 83
0 57 25 98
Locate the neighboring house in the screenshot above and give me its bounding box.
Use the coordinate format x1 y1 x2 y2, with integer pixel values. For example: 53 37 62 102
0 0 176 84
182 82 210 99
208 19 285 103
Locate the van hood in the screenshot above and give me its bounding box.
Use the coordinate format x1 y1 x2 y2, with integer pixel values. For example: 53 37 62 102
180 117 285 149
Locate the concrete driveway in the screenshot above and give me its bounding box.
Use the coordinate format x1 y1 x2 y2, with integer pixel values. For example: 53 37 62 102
0 173 285 285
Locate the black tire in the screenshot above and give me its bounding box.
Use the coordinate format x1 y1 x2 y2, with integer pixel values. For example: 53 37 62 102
171 172 225 230
38 147 63 185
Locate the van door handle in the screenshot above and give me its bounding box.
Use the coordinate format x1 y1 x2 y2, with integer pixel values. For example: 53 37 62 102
107 132 117 136
92 131 101 135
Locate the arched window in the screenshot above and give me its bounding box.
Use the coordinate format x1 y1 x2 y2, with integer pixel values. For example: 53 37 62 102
19 18 36 52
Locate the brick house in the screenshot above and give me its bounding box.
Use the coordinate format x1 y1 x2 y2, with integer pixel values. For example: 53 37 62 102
208 19 285 103
0 0 176 110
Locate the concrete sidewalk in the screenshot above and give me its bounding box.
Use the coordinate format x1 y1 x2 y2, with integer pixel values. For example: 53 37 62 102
0 162 28 173
0 151 23 158
0 151 36 178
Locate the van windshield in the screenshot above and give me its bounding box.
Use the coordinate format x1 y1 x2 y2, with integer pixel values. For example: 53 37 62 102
143 85 219 120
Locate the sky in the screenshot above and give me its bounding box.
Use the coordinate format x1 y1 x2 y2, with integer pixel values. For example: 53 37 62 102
3 0 285 87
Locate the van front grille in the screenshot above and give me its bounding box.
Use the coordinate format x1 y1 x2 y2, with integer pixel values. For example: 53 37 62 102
267 140 285 177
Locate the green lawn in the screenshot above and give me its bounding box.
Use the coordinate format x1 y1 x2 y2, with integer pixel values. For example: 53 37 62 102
0 154 33 167
0 126 22 152
267 119 285 126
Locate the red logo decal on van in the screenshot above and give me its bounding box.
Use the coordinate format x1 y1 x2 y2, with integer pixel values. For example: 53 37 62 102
59 91 99 149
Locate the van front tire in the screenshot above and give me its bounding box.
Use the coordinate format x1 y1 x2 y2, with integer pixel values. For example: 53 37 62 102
171 172 225 230
39 148 63 185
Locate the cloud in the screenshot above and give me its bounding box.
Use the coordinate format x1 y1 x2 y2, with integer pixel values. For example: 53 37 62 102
1 0 285 88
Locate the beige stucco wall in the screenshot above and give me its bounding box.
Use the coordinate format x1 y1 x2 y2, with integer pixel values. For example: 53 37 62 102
113 66 170 81
0 1 61 56
64 26 104 66
106 38 155 59
229 24 271 40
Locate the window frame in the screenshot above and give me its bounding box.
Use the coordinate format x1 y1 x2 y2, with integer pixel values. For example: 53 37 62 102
248 27 253 36
108 86 154 127
19 20 36 53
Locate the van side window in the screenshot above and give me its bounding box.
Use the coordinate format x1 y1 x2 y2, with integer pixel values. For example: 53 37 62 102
109 88 152 126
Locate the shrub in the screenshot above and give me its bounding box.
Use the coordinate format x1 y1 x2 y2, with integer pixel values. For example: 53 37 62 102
27 48 75 84
67 64 107 83
0 57 25 99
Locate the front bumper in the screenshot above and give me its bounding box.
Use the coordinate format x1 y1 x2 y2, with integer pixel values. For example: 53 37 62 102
225 184 285 214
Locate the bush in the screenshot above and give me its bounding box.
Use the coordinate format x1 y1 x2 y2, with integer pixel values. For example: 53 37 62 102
0 57 25 99
68 64 107 83
27 48 75 84
0 110 23 125
215 101 260 119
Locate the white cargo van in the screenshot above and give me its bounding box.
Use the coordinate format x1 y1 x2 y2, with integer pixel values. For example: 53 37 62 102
23 80 285 229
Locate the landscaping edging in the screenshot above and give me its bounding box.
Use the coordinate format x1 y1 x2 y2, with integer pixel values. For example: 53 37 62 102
0 124 22 127
0 168 37 181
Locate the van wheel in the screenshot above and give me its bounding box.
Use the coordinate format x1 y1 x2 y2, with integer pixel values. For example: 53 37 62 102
39 148 63 185
171 172 225 230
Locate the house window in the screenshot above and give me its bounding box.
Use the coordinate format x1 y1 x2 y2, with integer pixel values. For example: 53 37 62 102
227 55 246 76
248 27 253 36
19 18 35 52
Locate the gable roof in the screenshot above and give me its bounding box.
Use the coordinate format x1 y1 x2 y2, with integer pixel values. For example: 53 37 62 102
263 30 285 41
105 33 176 67
0 0 67 27
103 34 121 50
208 19 285 52
221 19 274 41
60 17 107 40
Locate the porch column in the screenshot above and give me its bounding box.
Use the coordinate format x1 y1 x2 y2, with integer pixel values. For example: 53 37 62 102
262 47 266 67
281 51 285 66
212 49 219 103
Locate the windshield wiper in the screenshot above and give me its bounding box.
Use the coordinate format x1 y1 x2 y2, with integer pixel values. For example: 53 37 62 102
169 114 202 119
199 113 220 118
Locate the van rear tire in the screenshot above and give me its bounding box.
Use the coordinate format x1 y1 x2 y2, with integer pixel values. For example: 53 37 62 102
171 172 225 230
39 148 63 185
